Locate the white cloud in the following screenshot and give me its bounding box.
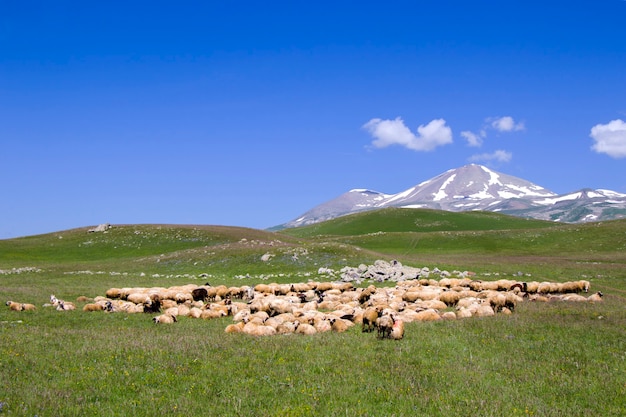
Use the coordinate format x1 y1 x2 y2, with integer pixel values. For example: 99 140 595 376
468 150 512 163
489 116 525 132
590 119 626 158
462 116 523 148
461 130 485 147
363 117 453 152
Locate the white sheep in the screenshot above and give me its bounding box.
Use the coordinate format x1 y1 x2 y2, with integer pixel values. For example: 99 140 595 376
56 300 76 311
561 294 587 302
455 308 474 319
389 319 405 340
164 307 180 317
375 314 394 339
312 317 332 333
440 311 457 320
475 304 495 317
587 291 603 302
243 322 276 336
187 307 203 319
276 321 298 334
176 304 191 316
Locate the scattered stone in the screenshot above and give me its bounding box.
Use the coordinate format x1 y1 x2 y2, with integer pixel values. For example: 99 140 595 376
88 223 111 233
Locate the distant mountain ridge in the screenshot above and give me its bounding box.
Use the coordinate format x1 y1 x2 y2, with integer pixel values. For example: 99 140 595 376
281 164 626 228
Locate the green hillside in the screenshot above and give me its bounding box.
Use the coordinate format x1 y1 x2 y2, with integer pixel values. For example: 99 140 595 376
0 224 290 264
280 207 559 237
0 224 380 300
1 212 624 294
278 208 626 284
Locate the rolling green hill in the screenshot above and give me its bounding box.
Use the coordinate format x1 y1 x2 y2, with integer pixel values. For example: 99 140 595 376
279 207 560 237
0 224 380 298
1 210 624 293
278 208 626 284
279 208 626 256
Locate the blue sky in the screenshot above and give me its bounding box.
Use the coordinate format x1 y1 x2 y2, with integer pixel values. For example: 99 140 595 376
1 0 625 239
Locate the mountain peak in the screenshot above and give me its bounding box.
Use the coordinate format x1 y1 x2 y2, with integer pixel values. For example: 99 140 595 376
386 164 556 209
280 165 626 228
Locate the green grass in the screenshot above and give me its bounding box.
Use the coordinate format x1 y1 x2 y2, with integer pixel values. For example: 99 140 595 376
280 208 559 238
1 301 624 416
1 212 625 416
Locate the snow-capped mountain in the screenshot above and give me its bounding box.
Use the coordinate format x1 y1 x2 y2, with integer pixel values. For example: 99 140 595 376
281 164 626 228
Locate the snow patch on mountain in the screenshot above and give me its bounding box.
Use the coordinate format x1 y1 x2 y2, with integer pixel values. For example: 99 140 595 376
433 174 455 201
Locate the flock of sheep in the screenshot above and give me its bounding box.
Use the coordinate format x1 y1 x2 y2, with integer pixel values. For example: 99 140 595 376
5 276 603 340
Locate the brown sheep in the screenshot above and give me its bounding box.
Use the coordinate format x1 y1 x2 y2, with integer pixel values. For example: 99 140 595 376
6 301 23 311
153 313 177 324
105 288 122 299
224 322 245 333
254 284 274 295
143 294 162 314
329 317 351 333
401 291 421 303
200 309 227 320
82 303 104 312
525 281 540 294
362 306 381 333
358 285 377 304
414 309 441 322
438 291 461 307
562 280 591 293
504 292 523 311
488 293 507 312
126 292 150 304
294 321 317 335
214 285 230 300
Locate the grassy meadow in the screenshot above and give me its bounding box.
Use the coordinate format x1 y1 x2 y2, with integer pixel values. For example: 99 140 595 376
1 209 625 416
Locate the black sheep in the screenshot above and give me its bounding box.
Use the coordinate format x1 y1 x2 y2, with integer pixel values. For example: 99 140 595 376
143 294 162 314
192 288 209 302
